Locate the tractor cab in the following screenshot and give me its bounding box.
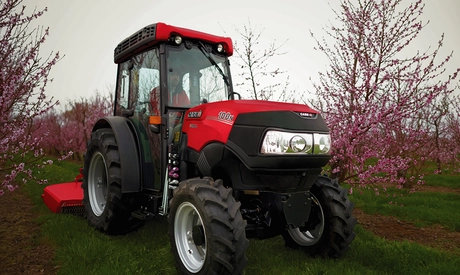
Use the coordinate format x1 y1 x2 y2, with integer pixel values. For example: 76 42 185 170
112 23 235 194
114 23 234 115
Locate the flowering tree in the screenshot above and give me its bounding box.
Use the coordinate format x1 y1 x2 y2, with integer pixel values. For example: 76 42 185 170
311 0 460 188
32 108 64 156
59 93 113 159
417 91 460 173
441 93 460 172
0 0 60 196
34 92 113 160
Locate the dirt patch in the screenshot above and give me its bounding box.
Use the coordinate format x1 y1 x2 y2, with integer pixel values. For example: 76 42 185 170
413 185 460 194
0 189 59 275
353 184 460 253
354 208 460 253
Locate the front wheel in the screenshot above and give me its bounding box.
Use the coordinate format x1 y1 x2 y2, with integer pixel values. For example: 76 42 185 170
168 177 249 275
283 176 356 257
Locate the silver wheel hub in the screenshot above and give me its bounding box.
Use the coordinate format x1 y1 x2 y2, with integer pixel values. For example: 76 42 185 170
87 152 108 217
174 201 206 273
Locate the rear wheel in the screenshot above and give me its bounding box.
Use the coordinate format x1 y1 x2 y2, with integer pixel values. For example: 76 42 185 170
283 176 356 257
82 128 143 235
168 177 249 275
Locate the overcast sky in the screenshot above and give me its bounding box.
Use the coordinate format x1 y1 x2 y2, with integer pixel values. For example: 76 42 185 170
23 0 460 106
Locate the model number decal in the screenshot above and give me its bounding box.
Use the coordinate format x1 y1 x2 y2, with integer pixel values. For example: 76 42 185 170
218 111 234 122
188 110 202 118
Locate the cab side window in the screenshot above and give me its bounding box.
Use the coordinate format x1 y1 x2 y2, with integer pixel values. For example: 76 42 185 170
115 49 160 116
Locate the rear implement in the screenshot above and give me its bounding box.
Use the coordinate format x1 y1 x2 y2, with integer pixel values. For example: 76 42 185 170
41 170 84 216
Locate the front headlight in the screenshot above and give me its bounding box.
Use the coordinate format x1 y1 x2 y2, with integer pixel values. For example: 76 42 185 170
261 131 330 155
314 133 331 154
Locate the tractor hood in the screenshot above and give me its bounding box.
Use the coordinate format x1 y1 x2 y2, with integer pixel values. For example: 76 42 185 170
182 99 328 152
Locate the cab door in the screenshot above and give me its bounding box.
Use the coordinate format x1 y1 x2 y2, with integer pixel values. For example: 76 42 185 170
115 48 162 190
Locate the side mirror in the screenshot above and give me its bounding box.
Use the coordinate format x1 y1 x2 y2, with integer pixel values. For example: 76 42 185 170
228 91 241 100
121 108 134 117
149 124 160 134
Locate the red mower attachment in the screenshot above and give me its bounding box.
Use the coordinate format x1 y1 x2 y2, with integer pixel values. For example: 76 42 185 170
42 168 85 216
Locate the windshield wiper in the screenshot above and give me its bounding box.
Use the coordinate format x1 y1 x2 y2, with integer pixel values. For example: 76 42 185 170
197 41 230 88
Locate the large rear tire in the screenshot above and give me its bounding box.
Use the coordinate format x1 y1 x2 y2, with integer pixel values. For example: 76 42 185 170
283 176 356 257
168 177 249 275
82 128 143 235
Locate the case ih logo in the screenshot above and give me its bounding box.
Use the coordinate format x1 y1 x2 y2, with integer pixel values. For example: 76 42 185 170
188 110 202 118
297 112 316 118
218 111 234 122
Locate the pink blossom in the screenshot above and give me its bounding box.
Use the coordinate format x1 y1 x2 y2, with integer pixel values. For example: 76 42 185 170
0 0 59 191
7 184 17 192
310 0 460 189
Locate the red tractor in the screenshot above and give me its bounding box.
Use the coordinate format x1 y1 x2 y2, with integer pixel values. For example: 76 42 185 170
81 22 355 274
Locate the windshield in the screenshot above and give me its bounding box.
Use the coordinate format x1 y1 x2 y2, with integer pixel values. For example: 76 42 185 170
166 44 231 107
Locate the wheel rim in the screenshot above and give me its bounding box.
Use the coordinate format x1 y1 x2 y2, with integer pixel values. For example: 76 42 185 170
87 152 108 217
288 194 325 246
174 201 206 273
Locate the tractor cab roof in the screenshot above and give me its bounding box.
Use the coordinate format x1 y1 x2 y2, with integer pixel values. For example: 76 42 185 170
114 22 233 64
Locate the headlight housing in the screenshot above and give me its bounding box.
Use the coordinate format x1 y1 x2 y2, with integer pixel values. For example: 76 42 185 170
314 133 332 154
260 130 331 155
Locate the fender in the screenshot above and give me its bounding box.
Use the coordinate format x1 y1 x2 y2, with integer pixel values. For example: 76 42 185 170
92 117 140 193
195 142 225 177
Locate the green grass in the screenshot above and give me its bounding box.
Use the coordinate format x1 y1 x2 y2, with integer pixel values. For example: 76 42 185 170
38 215 176 275
347 185 460 231
20 159 460 275
36 216 460 275
244 226 460 275
423 170 460 189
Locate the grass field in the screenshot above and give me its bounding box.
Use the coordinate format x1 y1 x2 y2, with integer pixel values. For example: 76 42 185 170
21 159 460 275
347 185 460 231
423 170 460 189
